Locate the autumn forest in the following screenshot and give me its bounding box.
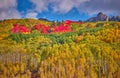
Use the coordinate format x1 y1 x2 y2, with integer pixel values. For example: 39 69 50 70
0 19 120 78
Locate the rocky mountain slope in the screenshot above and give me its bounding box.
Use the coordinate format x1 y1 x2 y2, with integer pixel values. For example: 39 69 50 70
86 12 120 22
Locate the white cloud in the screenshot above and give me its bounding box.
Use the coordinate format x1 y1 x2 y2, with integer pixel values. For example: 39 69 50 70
29 0 50 12
51 0 89 13
79 0 120 15
0 0 21 20
0 9 21 20
30 0 120 15
30 0 89 13
25 12 38 18
0 0 17 9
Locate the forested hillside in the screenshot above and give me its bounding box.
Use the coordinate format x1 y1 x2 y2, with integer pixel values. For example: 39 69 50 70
0 19 120 78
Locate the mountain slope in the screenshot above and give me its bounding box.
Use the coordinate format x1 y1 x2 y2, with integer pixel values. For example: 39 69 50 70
86 12 120 22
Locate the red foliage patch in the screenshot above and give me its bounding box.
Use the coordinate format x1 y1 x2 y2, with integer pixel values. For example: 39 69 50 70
33 22 73 34
64 20 73 25
64 20 83 25
41 26 51 34
54 25 72 32
12 20 77 34
11 24 30 34
33 24 44 30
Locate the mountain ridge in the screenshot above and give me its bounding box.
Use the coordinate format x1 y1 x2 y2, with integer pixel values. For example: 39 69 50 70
86 12 120 22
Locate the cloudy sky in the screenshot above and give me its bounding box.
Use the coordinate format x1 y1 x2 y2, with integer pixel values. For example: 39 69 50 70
0 0 120 21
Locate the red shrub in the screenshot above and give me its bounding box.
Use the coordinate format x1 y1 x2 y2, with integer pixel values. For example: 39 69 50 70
11 22 73 34
64 20 73 25
54 25 72 33
41 26 51 34
33 24 44 30
11 24 30 34
64 20 83 25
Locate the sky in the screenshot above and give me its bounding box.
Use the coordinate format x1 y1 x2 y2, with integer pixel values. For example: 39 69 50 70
0 0 120 21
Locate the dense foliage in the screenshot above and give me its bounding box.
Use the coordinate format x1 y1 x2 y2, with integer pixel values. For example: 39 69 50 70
0 19 120 78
